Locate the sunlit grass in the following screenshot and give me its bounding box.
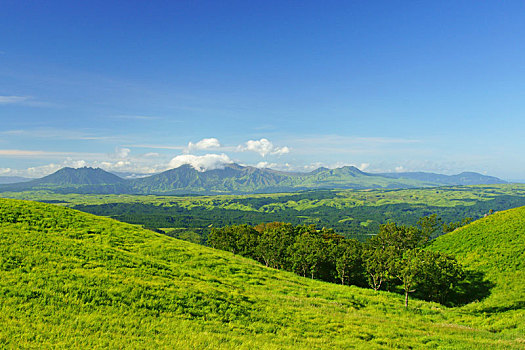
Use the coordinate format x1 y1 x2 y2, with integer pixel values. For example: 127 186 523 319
0 198 523 348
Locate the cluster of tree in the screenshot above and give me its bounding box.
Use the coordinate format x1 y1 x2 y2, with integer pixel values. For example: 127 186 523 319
208 222 364 284
362 219 464 307
208 216 465 307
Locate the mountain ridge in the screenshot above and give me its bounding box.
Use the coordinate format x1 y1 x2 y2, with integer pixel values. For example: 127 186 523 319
0 164 508 195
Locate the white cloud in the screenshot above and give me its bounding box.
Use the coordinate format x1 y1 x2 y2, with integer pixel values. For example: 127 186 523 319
115 147 130 158
358 163 370 171
168 153 233 172
0 96 31 104
143 152 160 158
238 138 290 157
255 161 278 169
3 159 88 178
100 160 131 170
185 138 221 153
395 166 406 172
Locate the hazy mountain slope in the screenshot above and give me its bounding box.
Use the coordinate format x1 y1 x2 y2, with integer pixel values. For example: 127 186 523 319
131 164 425 194
0 198 521 348
379 171 507 186
0 176 32 184
131 164 294 194
429 206 525 333
0 167 132 194
0 165 508 195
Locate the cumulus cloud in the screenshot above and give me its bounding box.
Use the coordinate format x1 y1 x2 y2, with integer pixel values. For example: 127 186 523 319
238 138 290 157
168 153 233 172
185 138 221 153
255 161 278 169
115 147 131 158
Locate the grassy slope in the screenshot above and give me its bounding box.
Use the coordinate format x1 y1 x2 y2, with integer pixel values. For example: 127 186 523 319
0 198 522 349
429 206 525 335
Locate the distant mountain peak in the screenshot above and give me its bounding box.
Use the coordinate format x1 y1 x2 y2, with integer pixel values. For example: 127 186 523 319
38 166 126 185
0 165 508 195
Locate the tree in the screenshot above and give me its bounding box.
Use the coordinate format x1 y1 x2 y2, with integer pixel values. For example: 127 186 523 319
417 214 443 240
392 249 465 307
362 246 396 291
207 226 240 254
289 232 326 278
416 251 465 305
443 217 473 233
369 222 427 252
334 239 363 286
236 225 260 259
256 223 296 269
393 249 424 308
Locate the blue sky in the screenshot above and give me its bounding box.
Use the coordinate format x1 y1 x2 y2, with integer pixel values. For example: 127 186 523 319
1 1 524 179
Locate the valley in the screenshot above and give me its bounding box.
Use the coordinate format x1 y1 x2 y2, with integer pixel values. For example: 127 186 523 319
3 183 525 242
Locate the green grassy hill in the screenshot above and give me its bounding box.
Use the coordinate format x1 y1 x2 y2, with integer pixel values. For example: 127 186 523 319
429 206 525 334
0 198 523 348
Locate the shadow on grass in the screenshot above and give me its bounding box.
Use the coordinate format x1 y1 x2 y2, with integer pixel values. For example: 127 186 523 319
411 269 495 307
475 300 525 314
447 270 495 307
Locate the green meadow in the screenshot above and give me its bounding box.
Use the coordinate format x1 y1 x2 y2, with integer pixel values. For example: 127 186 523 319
1 198 524 348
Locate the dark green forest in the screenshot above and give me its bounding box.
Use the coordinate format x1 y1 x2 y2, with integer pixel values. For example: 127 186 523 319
207 218 472 308
73 193 525 242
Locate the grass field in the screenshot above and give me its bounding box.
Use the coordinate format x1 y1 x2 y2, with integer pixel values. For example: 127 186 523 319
1 198 524 348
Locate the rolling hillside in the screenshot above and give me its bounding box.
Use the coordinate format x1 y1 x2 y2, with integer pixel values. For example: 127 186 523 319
0 198 523 348
429 206 525 333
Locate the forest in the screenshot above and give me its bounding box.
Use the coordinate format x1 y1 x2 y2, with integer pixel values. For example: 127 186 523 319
207 215 475 308
3 184 524 243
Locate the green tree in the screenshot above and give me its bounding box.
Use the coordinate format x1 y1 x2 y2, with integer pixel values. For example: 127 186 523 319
443 217 473 233
289 232 326 278
208 226 240 254
393 249 424 308
334 239 363 285
256 223 295 269
416 251 465 305
362 246 396 291
369 222 427 252
417 214 443 239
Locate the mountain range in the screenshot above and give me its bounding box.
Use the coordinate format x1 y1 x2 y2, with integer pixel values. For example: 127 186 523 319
0 176 32 184
0 164 507 195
